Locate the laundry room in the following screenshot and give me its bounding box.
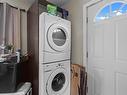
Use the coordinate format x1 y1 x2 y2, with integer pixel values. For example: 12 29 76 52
0 0 88 95
1 0 127 95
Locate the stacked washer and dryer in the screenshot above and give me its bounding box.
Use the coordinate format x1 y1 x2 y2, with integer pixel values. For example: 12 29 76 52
39 12 71 95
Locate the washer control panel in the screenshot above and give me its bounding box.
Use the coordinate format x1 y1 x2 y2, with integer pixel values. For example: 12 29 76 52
44 63 65 72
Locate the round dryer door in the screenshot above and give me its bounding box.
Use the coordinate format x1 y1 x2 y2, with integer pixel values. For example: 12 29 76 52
47 23 69 52
46 68 69 95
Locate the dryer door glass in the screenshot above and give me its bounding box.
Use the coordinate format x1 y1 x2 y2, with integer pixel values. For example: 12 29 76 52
52 28 66 46
52 73 65 92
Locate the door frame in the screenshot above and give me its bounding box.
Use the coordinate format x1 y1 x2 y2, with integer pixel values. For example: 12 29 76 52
83 0 102 70
83 1 104 94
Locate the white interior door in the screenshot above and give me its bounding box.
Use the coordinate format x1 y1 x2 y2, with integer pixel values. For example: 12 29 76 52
87 1 127 95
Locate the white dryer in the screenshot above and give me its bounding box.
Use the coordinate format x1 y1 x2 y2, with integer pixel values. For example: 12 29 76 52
39 12 71 63
39 60 70 95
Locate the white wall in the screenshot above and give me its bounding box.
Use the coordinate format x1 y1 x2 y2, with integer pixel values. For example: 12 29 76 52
63 0 90 65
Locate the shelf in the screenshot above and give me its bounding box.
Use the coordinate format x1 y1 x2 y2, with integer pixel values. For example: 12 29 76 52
39 0 68 16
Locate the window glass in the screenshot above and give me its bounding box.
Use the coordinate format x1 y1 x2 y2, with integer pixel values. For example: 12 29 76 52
111 2 123 16
96 5 110 21
121 4 127 13
95 2 127 22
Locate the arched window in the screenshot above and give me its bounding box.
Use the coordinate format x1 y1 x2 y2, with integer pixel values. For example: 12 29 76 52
111 2 123 16
95 1 127 22
95 5 110 21
121 4 127 13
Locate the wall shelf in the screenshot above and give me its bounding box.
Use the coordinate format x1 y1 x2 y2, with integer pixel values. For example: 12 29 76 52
39 0 69 17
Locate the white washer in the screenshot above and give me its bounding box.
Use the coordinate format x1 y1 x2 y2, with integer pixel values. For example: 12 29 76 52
39 61 70 95
39 12 71 63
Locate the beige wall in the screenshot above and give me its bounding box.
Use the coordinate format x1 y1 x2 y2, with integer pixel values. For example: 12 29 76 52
63 0 90 65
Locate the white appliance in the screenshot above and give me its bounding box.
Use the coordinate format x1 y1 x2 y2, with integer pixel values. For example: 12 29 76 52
39 12 71 64
39 60 70 95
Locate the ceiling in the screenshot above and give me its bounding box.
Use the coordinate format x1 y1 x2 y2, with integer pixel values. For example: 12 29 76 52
18 0 35 10
20 0 35 4
20 0 70 8
47 0 69 7
24 0 70 7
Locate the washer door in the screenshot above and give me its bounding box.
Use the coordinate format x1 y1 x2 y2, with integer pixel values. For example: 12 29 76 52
46 68 69 95
47 23 69 52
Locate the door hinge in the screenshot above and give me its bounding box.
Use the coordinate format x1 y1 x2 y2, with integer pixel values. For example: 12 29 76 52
86 52 88 58
86 86 88 93
86 17 88 23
